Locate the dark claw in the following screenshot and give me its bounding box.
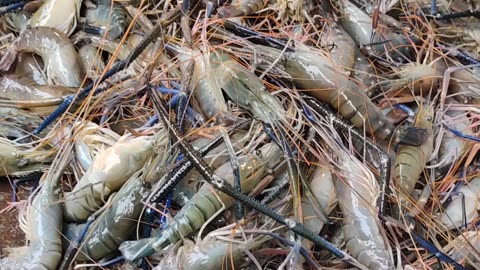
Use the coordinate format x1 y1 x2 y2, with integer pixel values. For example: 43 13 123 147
395 126 430 146
411 231 467 270
436 42 480 65
437 10 480 20
0 0 23 7
221 20 295 52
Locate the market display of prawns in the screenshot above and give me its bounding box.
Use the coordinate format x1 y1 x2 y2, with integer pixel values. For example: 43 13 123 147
0 0 479 269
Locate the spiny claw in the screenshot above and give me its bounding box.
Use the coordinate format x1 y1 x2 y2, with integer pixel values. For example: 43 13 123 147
395 126 430 146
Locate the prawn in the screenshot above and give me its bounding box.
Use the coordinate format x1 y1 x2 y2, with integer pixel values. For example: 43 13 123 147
337 0 417 62
330 139 394 269
393 103 434 218
251 44 398 142
300 165 338 266
218 0 266 17
63 132 167 222
72 129 250 262
0 107 44 140
444 230 480 267
119 141 283 261
0 27 85 87
0 75 75 101
71 121 120 175
435 100 473 175
167 45 230 122
0 141 72 270
28 0 82 36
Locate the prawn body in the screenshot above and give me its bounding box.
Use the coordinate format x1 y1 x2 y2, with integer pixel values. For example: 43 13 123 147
218 0 266 17
85 0 127 39
334 148 393 269
190 50 229 122
338 0 415 61
74 171 151 261
437 101 472 173
211 51 286 125
255 45 395 140
0 143 71 270
0 27 85 87
393 104 434 215
0 75 75 101
63 135 157 222
29 0 82 36
0 138 51 177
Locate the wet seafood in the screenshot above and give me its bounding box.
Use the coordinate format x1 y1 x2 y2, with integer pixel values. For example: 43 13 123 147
119 142 283 261
63 133 164 222
0 142 72 270
393 104 434 217
29 0 82 36
84 0 127 39
0 1 478 269
0 27 85 87
332 143 394 269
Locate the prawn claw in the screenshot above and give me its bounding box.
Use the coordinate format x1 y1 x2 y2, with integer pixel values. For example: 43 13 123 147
395 126 430 146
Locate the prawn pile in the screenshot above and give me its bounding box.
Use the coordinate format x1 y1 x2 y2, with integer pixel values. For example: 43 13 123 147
0 0 480 269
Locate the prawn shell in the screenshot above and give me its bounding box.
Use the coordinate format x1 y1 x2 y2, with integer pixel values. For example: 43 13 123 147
76 173 150 261
335 150 393 269
392 105 434 213
63 136 154 222
0 27 85 87
29 0 81 36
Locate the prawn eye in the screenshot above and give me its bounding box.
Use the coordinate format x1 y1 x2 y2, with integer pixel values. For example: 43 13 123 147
426 116 433 121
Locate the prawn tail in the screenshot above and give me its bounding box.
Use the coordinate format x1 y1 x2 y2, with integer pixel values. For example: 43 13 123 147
0 45 17 72
394 126 430 146
119 238 156 262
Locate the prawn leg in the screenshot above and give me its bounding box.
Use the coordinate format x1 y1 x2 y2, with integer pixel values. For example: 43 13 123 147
143 90 189 237
142 85 367 269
